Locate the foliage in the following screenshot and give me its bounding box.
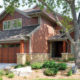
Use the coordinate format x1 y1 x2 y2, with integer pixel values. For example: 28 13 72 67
37 79 76 80
31 62 43 69
14 64 24 68
5 70 10 75
68 58 75 61
67 70 72 76
7 73 14 78
0 77 3 80
25 61 31 66
43 60 67 71
43 60 57 68
44 68 58 76
57 63 67 70
0 70 5 76
14 62 31 68
54 58 75 62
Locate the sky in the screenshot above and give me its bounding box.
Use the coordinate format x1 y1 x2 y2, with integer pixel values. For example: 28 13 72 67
0 0 79 18
0 0 34 14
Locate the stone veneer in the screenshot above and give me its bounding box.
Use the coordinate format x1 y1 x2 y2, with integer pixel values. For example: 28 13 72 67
26 53 50 63
17 53 74 65
62 53 74 60
17 53 50 64
17 53 27 65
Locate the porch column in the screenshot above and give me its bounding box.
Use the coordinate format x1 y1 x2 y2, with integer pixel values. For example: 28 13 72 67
63 41 66 53
20 40 24 53
17 40 26 65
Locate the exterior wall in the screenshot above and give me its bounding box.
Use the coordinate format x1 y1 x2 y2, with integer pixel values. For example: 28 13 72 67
0 11 38 30
26 53 50 63
20 40 29 53
62 53 74 60
31 16 59 53
25 40 29 53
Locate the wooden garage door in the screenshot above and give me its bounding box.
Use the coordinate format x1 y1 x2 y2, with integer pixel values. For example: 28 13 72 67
0 44 20 63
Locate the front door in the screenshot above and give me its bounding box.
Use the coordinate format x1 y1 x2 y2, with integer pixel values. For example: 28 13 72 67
52 41 63 58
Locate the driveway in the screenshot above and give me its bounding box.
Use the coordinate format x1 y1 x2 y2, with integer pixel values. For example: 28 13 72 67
0 63 17 69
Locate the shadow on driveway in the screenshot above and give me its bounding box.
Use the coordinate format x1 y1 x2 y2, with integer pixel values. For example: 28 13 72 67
0 63 17 69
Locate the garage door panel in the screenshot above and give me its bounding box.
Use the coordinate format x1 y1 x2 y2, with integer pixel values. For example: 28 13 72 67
9 48 15 63
0 44 20 63
0 48 2 62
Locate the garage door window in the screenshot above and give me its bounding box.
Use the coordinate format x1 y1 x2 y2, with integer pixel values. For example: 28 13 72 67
0 44 20 48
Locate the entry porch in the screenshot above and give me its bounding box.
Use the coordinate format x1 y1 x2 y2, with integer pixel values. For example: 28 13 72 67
48 34 74 59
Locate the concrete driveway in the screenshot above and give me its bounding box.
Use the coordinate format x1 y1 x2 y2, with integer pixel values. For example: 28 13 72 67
0 63 17 69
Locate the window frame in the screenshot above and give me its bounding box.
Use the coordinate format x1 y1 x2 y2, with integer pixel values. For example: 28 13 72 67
3 18 22 30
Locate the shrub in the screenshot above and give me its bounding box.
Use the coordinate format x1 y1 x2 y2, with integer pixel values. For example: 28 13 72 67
67 70 72 76
68 58 75 61
7 73 14 78
0 70 5 76
44 68 58 76
14 64 24 68
25 61 30 66
31 62 43 69
0 77 3 80
57 63 67 70
43 60 56 68
5 71 10 75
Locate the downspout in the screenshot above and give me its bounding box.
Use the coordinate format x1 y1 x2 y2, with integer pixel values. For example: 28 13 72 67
29 36 32 54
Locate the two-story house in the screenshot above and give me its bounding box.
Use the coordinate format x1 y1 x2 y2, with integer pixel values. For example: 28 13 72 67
0 6 73 64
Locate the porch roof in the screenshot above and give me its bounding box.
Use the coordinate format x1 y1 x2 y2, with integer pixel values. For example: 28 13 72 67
0 25 38 43
48 34 67 41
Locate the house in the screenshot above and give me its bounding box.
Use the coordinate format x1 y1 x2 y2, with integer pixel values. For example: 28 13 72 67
0 6 74 64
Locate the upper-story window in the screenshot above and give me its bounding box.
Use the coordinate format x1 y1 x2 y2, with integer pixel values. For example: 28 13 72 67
3 18 22 30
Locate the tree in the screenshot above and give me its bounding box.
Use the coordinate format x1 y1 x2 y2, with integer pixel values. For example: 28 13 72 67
1 0 80 68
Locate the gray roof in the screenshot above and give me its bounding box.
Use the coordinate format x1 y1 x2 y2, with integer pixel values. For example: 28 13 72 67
48 34 67 41
26 10 41 15
0 25 39 42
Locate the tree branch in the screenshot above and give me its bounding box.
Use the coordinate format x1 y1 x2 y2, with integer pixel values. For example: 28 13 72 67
39 0 74 44
70 0 79 41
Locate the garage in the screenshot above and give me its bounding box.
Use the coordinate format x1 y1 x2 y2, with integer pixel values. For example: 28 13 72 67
0 44 20 63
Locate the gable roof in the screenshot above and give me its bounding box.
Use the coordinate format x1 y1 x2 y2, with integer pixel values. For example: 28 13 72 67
0 25 39 43
48 34 67 41
0 8 30 21
0 8 59 24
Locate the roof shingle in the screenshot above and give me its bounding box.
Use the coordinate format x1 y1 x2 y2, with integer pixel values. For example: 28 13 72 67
0 24 39 42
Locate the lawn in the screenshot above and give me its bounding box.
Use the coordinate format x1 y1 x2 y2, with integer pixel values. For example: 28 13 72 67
37 79 80 80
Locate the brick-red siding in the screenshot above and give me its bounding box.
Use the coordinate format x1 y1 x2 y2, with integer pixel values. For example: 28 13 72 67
0 11 38 30
31 16 58 53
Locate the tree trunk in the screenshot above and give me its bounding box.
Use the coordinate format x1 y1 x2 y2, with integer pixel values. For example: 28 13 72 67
73 42 80 68
70 1 80 69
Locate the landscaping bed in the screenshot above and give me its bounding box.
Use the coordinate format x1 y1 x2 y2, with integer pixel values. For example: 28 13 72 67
1 69 80 80
1 60 80 80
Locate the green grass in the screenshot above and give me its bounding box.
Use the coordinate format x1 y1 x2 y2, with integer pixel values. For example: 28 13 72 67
37 79 80 80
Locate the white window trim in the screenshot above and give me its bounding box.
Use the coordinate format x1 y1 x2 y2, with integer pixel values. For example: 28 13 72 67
3 18 22 30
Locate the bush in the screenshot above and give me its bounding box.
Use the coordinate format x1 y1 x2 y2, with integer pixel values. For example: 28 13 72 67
0 70 5 76
14 64 24 69
67 70 72 76
31 62 43 69
0 77 3 80
5 71 10 75
57 63 67 70
7 73 14 78
43 60 56 68
25 61 30 66
44 68 58 76
68 58 75 61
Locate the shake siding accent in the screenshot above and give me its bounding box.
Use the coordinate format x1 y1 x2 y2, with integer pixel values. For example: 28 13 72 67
0 11 38 31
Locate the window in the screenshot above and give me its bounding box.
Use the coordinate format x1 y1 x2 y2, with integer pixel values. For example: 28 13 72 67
3 18 22 30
